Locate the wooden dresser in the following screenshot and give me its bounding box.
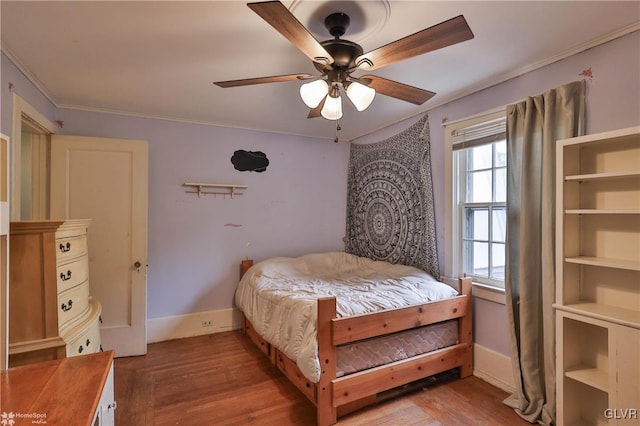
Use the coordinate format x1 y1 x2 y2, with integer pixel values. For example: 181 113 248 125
1 350 116 426
8 219 103 367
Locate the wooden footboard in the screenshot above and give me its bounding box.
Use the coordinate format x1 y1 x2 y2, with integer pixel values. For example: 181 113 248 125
240 276 473 426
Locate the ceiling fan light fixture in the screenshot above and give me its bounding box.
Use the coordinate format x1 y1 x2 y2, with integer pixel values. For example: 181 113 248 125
216 3 473 127
346 81 376 111
321 94 343 120
300 79 329 108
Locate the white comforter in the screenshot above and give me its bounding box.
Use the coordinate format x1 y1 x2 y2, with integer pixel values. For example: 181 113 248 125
234 252 458 383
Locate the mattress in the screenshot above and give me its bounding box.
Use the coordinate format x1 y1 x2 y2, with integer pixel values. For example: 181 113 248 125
235 252 459 383
336 319 459 377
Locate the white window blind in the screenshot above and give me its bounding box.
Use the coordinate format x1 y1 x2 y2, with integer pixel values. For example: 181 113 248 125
451 116 506 151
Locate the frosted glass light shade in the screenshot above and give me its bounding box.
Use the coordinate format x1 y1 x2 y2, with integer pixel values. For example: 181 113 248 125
346 82 375 111
300 79 329 108
321 95 343 120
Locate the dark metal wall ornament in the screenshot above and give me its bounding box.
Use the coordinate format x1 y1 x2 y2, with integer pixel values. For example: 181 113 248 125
231 150 269 172
345 114 439 278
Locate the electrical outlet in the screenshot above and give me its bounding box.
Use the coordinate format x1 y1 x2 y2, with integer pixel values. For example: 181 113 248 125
201 320 213 327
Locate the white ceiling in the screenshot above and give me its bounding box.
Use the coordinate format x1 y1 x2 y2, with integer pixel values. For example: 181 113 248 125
1 1 639 141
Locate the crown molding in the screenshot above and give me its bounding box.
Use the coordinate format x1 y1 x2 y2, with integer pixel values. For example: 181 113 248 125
0 41 58 107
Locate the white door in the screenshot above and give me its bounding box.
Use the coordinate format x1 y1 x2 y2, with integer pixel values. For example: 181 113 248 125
50 135 148 357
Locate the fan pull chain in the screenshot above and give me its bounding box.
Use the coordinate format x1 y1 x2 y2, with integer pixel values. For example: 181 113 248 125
334 120 341 143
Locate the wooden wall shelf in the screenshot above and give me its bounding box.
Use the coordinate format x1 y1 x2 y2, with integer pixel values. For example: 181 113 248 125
183 182 247 198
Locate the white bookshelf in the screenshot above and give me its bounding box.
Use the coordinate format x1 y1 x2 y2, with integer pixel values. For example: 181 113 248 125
555 126 640 426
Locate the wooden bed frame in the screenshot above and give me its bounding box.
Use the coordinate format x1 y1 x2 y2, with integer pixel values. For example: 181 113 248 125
239 260 473 426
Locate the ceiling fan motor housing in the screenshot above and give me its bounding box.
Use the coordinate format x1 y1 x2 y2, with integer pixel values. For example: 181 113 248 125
319 39 363 68
315 12 364 69
324 12 350 38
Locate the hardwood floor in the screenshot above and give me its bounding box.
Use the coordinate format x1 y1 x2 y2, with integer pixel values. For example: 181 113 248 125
115 331 531 425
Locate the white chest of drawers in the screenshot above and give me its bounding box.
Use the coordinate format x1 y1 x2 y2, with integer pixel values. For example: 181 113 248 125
8 219 103 366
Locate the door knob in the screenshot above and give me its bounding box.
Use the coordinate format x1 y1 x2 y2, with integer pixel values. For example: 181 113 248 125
133 261 142 271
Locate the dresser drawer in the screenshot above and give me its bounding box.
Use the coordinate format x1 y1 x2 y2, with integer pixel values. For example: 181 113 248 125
67 313 102 357
58 281 90 328
56 256 89 293
55 235 88 264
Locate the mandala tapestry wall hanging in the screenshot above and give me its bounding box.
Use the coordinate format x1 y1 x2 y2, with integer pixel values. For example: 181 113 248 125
345 114 440 278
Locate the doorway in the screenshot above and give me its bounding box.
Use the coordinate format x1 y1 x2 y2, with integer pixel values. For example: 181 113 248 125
10 93 57 221
18 115 51 220
8 94 148 357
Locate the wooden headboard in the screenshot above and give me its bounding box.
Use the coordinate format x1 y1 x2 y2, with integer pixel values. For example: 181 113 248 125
240 259 253 278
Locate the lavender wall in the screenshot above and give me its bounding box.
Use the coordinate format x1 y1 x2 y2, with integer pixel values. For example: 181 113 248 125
352 31 640 356
2 30 638 354
1 54 58 132
57 112 350 318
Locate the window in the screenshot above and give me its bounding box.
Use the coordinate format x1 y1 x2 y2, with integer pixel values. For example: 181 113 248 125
445 111 507 289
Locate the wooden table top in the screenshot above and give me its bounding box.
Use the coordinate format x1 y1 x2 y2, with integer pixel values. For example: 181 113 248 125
1 350 114 426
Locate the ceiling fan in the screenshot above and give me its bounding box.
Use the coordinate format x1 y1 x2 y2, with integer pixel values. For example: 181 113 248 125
214 1 474 121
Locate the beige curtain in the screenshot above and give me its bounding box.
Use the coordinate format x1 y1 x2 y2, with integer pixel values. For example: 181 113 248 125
504 81 585 425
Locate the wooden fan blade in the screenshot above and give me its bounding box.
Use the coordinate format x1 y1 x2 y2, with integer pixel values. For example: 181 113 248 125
357 15 473 71
214 73 312 88
248 1 334 65
307 96 326 118
362 75 436 105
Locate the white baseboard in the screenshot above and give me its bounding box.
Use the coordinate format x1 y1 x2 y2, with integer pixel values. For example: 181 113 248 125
473 343 516 394
147 307 242 343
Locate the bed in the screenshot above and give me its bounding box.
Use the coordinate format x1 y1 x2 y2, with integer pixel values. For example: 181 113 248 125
235 252 473 426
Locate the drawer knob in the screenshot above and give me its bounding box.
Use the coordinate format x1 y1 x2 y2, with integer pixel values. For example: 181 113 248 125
59 242 72 253
60 270 72 281
86 338 91 347
61 299 73 312
78 345 83 353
